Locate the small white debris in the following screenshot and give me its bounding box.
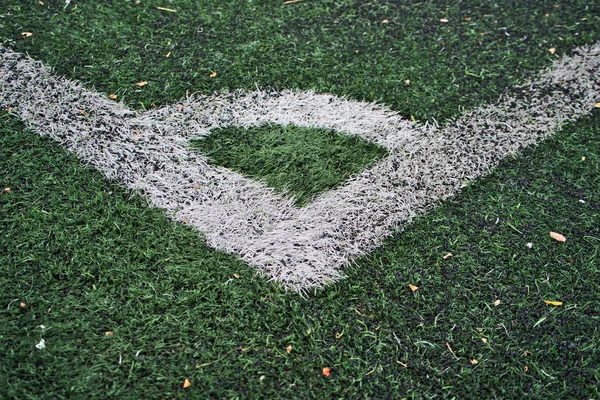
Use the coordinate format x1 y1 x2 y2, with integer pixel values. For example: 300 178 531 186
38 325 46 330
35 339 46 350
578 199 585 204
526 242 533 249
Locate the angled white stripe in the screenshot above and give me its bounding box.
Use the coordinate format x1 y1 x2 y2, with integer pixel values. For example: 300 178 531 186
1 43 598 291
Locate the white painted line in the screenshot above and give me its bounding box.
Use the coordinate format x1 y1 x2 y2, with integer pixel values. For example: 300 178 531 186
1 43 599 292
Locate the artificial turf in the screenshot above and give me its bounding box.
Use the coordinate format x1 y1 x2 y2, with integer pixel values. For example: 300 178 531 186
1 0 599 398
191 124 388 205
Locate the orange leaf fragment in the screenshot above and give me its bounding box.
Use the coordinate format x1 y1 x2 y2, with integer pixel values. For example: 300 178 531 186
550 232 566 242
136 81 148 87
19 302 27 308
549 47 556 54
183 378 191 388
464 17 471 21
177 104 183 111
109 94 117 100
286 345 293 354
409 284 419 292
192 183 200 189
544 300 563 306
594 102 600 108
382 19 389 23
209 72 217 78
322 367 331 377
22 32 33 37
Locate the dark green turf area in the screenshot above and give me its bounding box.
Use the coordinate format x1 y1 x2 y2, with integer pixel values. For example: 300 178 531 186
191 124 388 205
2 0 599 121
1 111 599 398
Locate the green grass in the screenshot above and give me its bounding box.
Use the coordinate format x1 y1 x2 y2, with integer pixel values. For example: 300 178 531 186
191 124 388 205
1 109 598 399
3 0 599 121
1 0 600 398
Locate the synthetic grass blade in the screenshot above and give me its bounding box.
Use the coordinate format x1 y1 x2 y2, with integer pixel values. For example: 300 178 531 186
1 43 599 291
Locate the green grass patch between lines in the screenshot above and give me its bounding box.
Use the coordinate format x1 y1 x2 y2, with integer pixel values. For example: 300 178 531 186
191 124 388 205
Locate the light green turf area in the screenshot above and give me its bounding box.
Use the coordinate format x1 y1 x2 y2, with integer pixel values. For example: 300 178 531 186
191 124 388 205
1 0 599 398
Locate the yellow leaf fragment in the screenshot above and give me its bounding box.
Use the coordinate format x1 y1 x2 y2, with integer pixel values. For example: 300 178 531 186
109 94 117 100
481 337 488 343
183 378 191 388
105 331 114 336
550 232 566 242
544 300 563 306
209 72 217 78
22 32 33 37
165 51 172 57
382 19 389 23
136 81 148 87
443 253 453 260
396 360 408 368
335 332 341 339
157 6 177 12
233 273 240 279
409 284 419 292
4 188 11 193
470 359 479 365
286 345 292 354
494 299 501 307
549 47 556 54
594 102 600 108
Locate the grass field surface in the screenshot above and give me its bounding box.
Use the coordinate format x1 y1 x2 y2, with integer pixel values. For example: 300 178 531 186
1 0 599 398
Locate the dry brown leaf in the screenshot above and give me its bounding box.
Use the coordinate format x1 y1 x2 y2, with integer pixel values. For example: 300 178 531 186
470 359 479 365
544 300 563 306
322 367 331 377
443 253 453 260
446 342 458 359
550 232 566 242
409 284 419 292
286 345 293 354
494 299 501 307
22 32 33 37
183 378 191 388
549 47 556 54
209 72 217 78
105 331 114 336
136 81 148 87
109 94 117 100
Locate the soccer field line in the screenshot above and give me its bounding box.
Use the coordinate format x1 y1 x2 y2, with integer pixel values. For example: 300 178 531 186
1 44 599 292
